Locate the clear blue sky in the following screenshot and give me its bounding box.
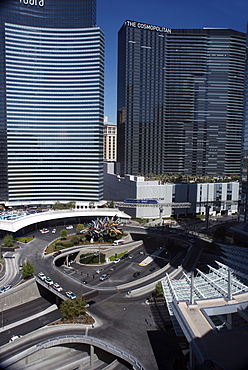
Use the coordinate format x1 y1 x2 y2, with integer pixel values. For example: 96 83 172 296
97 0 248 124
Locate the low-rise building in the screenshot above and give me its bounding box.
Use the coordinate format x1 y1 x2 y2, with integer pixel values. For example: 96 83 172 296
104 163 239 219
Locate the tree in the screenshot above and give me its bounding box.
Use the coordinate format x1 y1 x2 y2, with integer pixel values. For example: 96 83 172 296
76 224 84 234
60 229 68 239
60 299 75 319
66 201 76 209
80 235 86 244
74 297 87 317
60 297 87 320
53 201 64 210
108 200 115 208
71 236 79 245
155 281 164 297
21 261 35 279
3 234 14 248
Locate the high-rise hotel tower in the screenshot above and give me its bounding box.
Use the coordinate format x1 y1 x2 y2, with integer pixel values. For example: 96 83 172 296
117 21 246 177
0 0 104 204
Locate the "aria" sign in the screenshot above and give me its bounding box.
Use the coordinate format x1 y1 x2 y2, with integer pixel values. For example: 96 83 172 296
20 0 44 7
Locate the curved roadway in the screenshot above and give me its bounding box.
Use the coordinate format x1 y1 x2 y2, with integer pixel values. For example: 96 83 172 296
0 225 197 369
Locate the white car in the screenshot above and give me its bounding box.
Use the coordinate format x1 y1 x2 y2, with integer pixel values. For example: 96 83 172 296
66 291 76 299
99 274 110 281
66 225 73 230
53 283 63 292
38 272 46 281
9 335 22 343
45 277 53 285
40 228 49 234
113 258 120 263
52 228 56 233
95 268 104 274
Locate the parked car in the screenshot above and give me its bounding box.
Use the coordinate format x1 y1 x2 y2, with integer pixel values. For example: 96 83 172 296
133 272 141 278
66 225 73 230
53 283 63 292
38 272 46 280
66 291 76 299
113 258 120 263
99 274 110 281
52 228 56 233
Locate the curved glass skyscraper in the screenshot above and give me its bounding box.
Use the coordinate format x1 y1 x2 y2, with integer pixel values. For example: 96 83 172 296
117 21 246 177
0 0 104 204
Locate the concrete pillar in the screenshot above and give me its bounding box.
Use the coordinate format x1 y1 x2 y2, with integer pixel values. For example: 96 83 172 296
90 345 94 367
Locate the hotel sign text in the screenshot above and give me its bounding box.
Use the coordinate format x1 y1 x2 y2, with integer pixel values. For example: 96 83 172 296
20 0 44 6
125 20 171 33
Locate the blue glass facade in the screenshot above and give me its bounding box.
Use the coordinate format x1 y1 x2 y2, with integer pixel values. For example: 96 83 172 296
239 26 248 222
117 21 246 178
0 0 104 203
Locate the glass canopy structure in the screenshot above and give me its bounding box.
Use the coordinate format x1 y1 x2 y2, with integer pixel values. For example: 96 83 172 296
162 251 248 336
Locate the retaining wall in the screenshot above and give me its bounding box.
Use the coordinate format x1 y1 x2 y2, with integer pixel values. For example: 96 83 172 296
0 278 40 310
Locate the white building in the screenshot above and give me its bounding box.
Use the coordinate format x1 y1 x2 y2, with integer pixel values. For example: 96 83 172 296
104 163 239 219
104 117 117 162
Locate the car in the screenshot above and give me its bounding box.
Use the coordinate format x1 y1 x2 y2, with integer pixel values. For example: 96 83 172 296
40 228 49 234
110 265 116 271
139 251 144 255
53 283 63 292
38 272 46 280
95 268 104 274
121 253 129 259
52 228 56 233
45 277 53 285
129 254 133 259
113 258 120 263
9 335 22 343
86 300 96 306
149 267 156 272
82 280 87 284
99 274 110 281
66 291 76 299
53 250 61 257
66 225 73 230
133 272 141 278
0 285 12 293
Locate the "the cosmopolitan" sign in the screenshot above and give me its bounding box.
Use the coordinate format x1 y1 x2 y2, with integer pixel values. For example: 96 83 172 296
125 20 171 33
